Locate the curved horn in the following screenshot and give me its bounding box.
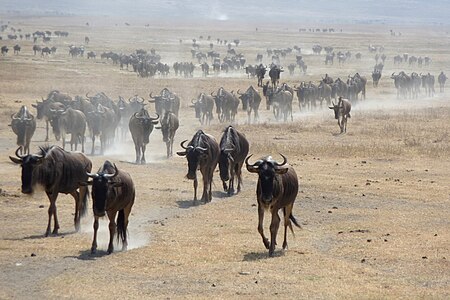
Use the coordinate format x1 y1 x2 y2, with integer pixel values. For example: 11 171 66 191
11 113 20 120
149 113 159 121
245 154 259 173
15 147 26 159
273 153 287 167
85 92 91 98
195 146 207 152
128 96 134 102
211 90 216 97
103 163 119 179
191 99 197 104
138 97 145 103
237 89 243 95
86 172 99 178
149 92 156 99
180 140 189 149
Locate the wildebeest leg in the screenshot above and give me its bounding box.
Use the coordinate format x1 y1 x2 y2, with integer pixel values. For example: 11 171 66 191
257 204 269 250
45 191 59 236
107 210 117 254
282 204 294 250
228 164 235 196
121 202 133 251
81 135 85 153
91 135 96 155
166 140 170 158
235 162 243 193
134 143 140 164
254 110 259 123
45 120 49 142
193 178 198 202
201 170 209 202
269 209 281 256
141 144 146 164
91 216 99 254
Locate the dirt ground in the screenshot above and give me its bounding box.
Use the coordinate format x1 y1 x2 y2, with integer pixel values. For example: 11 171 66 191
0 16 449 299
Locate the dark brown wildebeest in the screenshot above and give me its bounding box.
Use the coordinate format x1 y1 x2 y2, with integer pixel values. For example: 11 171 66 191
13 44 20 55
237 85 261 124
372 70 382 87
245 154 301 257
83 161 135 254
155 111 179 158
32 98 66 142
10 105 36 155
218 125 249 196
191 93 214 125
329 97 352 133
49 107 86 152
212 87 239 123
177 130 219 203
128 108 159 164
268 65 283 89
9 145 92 236
148 88 180 117
87 103 118 155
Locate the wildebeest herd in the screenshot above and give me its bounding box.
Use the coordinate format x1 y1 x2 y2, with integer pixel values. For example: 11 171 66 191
4 22 448 259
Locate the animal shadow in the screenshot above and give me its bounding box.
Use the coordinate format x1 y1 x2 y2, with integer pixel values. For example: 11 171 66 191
176 199 200 209
243 250 285 261
3 230 77 241
72 249 110 260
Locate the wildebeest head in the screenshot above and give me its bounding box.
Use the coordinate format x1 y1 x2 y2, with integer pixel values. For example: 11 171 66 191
9 147 45 194
48 107 66 141
86 161 120 217
191 93 204 119
177 139 208 180
245 154 288 203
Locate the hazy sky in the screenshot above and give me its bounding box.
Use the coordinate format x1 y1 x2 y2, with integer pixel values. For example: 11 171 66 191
1 0 449 25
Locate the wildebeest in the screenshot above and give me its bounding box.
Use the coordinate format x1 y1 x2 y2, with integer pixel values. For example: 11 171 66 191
13 44 20 55
41 46 52 56
84 161 135 254
9 145 92 236
237 85 261 124
218 126 249 196
10 106 36 155
255 64 266 87
269 65 283 88
438 71 447 92
263 82 293 121
87 51 96 59
128 108 159 164
1 45 8 55
421 73 435 97
329 97 352 133
117 95 145 140
148 88 180 117
177 130 220 203
212 87 239 123
155 111 179 158
391 72 411 99
372 70 382 87
32 96 67 141
48 107 86 152
245 154 301 257
87 104 118 155
191 93 214 125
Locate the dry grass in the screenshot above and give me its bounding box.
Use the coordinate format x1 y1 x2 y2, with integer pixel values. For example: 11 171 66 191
0 15 449 299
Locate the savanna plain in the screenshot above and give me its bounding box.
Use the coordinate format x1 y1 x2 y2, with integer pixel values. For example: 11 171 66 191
0 16 449 299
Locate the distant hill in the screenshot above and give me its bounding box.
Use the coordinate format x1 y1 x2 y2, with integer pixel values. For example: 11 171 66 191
1 0 449 25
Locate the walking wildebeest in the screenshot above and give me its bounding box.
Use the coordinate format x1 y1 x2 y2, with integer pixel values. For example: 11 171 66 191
155 111 179 158
177 130 219 203
9 145 92 236
218 126 249 196
245 154 301 257
10 106 36 155
237 85 261 124
438 71 447 92
49 107 87 152
329 97 352 133
128 108 159 164
191 93 214 125
84 161 135 254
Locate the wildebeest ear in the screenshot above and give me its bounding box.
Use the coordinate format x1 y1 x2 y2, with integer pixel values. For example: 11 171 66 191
9 156 22 164
79 181 92 186
275 167 289 175
176 151 187 156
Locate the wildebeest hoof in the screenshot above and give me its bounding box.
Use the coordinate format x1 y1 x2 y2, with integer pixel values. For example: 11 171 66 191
91 247 96 254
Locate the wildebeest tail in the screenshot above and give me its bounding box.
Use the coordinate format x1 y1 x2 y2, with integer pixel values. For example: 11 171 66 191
289 213 301 229
116 209 127 244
